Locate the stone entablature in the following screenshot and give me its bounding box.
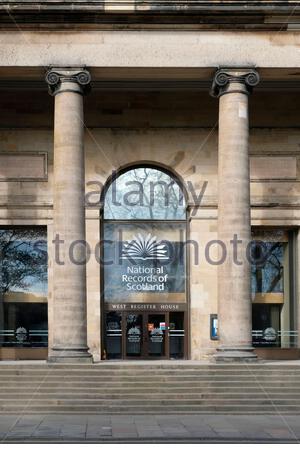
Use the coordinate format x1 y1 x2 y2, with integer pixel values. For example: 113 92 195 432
1 1 299 30
2 1 299 10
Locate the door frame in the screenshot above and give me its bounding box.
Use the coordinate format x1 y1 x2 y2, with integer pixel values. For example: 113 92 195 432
122 311 169 360
100 163 191 361
103 309 188 360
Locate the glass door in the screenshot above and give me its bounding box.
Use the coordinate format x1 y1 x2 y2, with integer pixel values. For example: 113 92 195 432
105 311 122 359
146 313 168 358
169 312 185 359
125 313 143 357
105 311 187 360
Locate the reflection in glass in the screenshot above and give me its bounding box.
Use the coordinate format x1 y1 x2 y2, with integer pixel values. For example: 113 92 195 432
251 230 296 349
252 304 281 347
147 314 165 356
251 241 284 294
104 168 186 220
126 314 142 357
169 312 184 359
0 228 48 348
103 223 186 303
105 311 122 359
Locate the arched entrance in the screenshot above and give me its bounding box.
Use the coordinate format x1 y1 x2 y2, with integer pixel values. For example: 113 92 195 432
101 166 188 360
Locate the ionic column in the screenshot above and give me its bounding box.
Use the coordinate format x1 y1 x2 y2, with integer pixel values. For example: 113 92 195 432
45 68 92 363
211 68 259 362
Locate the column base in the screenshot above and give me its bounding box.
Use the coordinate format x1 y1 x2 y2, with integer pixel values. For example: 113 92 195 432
214 347 258 363
48 347 93 364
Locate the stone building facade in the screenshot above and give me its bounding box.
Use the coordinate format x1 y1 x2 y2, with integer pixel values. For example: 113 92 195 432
0 1 299 362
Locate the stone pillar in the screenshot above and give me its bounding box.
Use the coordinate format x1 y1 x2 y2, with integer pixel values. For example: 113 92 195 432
211 68 259 362
45 68 92 363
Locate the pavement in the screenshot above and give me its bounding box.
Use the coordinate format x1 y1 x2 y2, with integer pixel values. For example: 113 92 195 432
0 414 300 443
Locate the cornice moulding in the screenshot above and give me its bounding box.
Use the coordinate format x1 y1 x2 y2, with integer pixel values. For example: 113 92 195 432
1 1 300 13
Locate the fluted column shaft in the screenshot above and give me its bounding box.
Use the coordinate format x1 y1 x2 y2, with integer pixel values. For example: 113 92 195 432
211 68 259 361
46 68 92 363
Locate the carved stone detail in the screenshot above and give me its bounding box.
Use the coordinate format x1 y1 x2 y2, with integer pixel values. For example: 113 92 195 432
45 67 91 96
211 68 260 97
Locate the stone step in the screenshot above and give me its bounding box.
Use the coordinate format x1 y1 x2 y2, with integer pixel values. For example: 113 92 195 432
0 364 299 370
0 370 300 378
0 393 297 401
1 396 300 404
1 364 300 414
4 373 297 378
1 405 300 414
0 366 300 374
1 381 300 388
1 367 299 372
1 376 300 383
1 364 297 369
0 394 300 405
0 382 300 394
1 373 293 377
1 376 298 382
1 389 300 395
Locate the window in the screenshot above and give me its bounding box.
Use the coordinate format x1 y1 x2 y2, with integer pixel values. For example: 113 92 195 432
104 167 186 220
251 229 296 348
251 241 284 295
0 228 48 348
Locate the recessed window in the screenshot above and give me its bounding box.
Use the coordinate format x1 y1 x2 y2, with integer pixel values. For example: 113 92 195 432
0 228 48 350
251 229 296 348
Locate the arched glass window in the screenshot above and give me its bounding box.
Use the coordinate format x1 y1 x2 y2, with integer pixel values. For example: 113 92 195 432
104 167 186 220
102 167 188 360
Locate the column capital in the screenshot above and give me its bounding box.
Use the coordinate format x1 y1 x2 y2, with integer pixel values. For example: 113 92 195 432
45 67 91 96
211 68 260 98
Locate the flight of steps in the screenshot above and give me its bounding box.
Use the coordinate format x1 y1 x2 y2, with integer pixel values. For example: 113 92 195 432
0 363 300 415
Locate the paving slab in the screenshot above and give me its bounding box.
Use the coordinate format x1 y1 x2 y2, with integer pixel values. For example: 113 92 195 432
0 414 300 442
265 428 297 440
136 425 165 438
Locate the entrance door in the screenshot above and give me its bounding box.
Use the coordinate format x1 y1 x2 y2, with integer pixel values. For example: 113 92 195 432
146 313 168 358
124 312 168 359
125 313 143 357
105 310 186 360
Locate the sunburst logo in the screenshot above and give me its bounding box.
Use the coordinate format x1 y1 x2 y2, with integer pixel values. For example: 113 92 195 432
121 233 169 260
